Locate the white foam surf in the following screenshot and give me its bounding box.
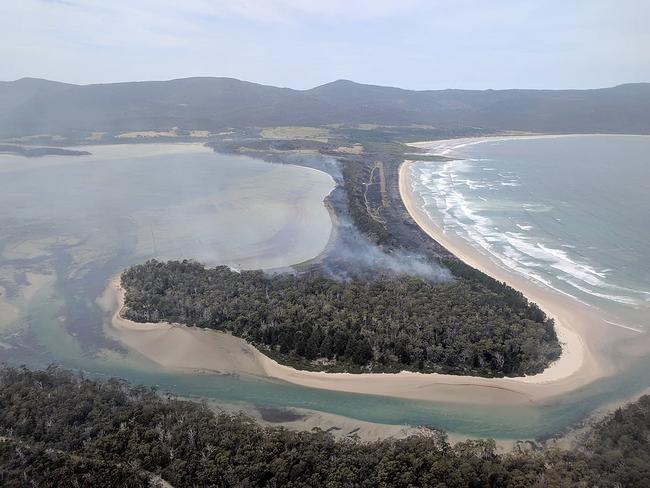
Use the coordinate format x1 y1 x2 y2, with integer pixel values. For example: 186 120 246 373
409 156 647 313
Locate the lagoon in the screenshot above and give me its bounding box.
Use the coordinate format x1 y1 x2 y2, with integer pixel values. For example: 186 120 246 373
1 139 650 441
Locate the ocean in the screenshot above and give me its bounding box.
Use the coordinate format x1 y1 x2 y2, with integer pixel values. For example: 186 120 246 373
1 139 650 440
408 135 650 332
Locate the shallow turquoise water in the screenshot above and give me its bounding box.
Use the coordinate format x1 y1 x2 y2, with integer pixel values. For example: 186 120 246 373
1 140 649 440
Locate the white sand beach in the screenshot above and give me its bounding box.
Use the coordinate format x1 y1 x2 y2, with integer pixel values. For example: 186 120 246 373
98 140 646 409
103 255 614 407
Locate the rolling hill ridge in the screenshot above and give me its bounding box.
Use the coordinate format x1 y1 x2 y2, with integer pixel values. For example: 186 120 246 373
1 77 649 137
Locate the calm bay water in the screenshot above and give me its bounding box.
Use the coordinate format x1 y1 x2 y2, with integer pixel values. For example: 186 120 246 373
1 140 650 441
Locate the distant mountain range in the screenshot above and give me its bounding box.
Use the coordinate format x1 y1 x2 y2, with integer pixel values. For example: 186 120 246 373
1 77 649 138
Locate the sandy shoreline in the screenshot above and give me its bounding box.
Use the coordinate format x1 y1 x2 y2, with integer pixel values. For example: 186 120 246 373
395 151 643 396
100 135 641 408
103 279 520 445
104 255 609 407
100 278 268 377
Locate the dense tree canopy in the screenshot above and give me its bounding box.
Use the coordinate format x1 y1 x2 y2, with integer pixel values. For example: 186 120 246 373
1 367 648 487
122 260 560 376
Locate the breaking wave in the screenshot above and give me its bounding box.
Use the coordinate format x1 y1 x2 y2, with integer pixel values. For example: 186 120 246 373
408 144 649 316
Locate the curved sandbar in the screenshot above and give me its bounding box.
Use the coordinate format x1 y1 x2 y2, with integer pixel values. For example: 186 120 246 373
104 263 599 407
101 277 267 377
397 151 643 396
100 138 643 408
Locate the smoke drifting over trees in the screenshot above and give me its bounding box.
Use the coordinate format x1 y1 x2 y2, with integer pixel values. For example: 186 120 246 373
316 214 452 283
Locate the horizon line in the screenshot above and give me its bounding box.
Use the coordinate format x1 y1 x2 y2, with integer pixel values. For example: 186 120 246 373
3 76 649 93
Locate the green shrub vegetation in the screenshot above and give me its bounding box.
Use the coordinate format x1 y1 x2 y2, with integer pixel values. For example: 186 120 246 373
121 260 560 376
1 367 649 487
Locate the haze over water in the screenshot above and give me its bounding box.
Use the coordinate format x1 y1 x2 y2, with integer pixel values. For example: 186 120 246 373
408 135 650 332
1 141 650 440
0 143 334 360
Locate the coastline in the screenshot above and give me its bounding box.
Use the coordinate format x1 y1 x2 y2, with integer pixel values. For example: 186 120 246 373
104 277 522 445
395 151 641 393
99 135 639 409
104 259 608 406
100 277 267 378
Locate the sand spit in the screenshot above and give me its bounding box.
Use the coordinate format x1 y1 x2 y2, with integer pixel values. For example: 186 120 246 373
101 278 266 377
98 135 643 407
393 158 642 395
105 260 611 408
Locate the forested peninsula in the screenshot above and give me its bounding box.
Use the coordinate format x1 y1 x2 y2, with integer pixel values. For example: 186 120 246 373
121 260 560 376
0 144 91 157
1 367 649 487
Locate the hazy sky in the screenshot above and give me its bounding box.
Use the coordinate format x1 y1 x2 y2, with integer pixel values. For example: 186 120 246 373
2 0 649 90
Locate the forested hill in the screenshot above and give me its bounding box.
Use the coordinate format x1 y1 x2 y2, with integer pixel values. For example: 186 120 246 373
1 77 649 137
1 366 649 487
121 260 560 376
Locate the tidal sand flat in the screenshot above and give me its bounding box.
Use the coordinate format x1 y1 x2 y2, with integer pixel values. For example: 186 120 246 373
100 138 625 408
7 140 650 442
101 277 267 377
107 275 589 407
0 142 334 378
